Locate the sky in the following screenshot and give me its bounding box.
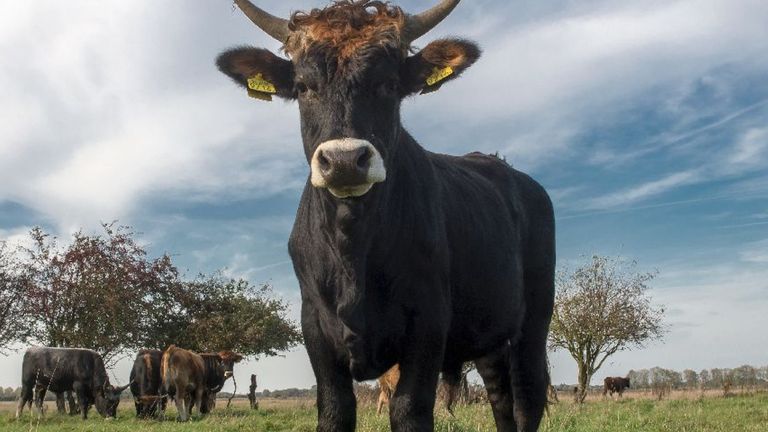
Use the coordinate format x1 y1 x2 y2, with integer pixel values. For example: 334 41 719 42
1 0 767 393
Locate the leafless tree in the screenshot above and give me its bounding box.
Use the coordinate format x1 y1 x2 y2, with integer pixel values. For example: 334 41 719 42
548 255 666 403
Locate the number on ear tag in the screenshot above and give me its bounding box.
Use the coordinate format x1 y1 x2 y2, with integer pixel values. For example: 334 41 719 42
425 66 454 86
247 74 277 94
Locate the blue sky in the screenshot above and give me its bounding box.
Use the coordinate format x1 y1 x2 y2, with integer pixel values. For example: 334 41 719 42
1 0 767 392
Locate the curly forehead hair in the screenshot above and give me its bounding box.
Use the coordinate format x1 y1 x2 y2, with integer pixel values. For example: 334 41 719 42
284 1 407 58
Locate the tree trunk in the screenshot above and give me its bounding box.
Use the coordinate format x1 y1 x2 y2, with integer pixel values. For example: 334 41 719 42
576 363 591 404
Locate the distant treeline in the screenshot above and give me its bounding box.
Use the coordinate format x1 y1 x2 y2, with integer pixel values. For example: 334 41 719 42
627 365 768 391
551 364 768 393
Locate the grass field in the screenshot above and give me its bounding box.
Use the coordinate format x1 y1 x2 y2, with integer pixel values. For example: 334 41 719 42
2 392 767 431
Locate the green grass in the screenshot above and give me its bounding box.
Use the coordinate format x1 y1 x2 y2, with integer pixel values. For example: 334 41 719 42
2 393 767 431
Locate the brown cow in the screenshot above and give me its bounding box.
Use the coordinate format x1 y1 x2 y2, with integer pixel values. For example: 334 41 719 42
376 365 400 415
160 346 243 420
377 364 462 415
603 377 630 398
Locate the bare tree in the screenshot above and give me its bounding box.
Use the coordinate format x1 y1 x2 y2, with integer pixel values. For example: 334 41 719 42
548 255 665 403
0 241 30 353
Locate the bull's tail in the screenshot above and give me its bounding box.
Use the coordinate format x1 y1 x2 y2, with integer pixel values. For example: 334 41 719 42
160 345 176 395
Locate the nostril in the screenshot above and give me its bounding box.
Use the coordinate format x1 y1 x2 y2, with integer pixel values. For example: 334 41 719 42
355 147 371 170
318 150 331 172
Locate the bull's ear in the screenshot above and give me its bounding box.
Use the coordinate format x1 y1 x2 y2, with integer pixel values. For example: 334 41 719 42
401 39 481 96
216 47 296 101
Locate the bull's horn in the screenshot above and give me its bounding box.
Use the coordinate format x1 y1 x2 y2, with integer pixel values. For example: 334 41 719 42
114 383 131 393
233 0 291 43
402 0 461 43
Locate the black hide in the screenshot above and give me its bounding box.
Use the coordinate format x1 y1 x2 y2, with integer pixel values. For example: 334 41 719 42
129 349 166 418
16 347 126 419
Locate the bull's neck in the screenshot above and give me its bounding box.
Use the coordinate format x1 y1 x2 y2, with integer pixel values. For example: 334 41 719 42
307 127 429 336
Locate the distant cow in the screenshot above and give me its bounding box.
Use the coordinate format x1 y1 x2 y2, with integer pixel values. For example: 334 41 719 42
377 365 400 415
248 374 258 410
129 349 166 418
16 347 129 419
603 377 630 397
160 345 243 421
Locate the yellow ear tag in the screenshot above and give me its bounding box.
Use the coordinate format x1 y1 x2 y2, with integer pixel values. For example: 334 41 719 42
425 66 454 86
247 74 277 101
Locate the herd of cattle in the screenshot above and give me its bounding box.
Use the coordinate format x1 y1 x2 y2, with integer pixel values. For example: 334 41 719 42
14 345 243 421
11 345 634 423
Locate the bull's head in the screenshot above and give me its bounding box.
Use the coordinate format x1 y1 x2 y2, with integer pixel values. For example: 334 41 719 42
217 0 479 199
95 382 131 418
218 351 244 380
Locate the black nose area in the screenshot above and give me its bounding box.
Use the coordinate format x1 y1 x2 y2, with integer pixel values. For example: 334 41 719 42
318 146 371 187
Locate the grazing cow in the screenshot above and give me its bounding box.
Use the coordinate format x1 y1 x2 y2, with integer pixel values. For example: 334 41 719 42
376 365 399 415
248 374 259 410
217 1 555 431
603 377 630 398
16 347 129 419
129 349 167 418
160 345 242 421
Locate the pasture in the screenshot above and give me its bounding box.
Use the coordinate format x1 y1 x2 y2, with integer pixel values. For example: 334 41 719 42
2 392 767 432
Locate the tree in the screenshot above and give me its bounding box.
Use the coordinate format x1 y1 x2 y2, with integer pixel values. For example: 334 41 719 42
140 272 302 357
627 369 650 389
0 241 30 354
548 255 666 403
699 369 711 388
20 224 177 366
709 368 725 389
682 369 699 389
732 365 758 391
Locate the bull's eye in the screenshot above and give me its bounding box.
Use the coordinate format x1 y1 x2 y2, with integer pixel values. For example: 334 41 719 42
377 79 399 96
296 82 309 94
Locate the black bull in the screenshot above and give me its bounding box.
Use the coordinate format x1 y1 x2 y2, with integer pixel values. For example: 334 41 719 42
603 377 631 397
129 349 167 418
16 347 128 419
217 1 555 431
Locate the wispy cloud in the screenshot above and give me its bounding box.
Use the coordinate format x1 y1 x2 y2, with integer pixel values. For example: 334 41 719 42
740 239 768 263
582 170 701 210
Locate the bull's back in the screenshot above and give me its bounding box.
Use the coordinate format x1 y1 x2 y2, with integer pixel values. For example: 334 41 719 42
133 349 162 396
21 347 104 391
162 346 204 393
429 152 554 354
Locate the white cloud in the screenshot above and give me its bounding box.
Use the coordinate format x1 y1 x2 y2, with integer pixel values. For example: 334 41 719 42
405 0 768 168
0 1 306 232
727 127 768 171
582 170 701 210
740 239 768 264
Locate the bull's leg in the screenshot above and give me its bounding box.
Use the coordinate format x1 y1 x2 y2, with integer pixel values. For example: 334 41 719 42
157 396 168 420
476 344 517 431
174 389 187 421
193 388 204 418
15 383 33 419
55 392 66 414
33 385 46 419
509 270 554 432
376 392 386 415
389 310 447 432
67 391 79 415
73 385 89 420
302 303 356 432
